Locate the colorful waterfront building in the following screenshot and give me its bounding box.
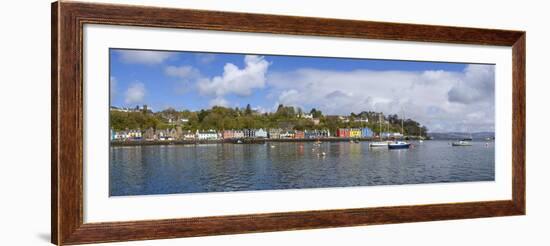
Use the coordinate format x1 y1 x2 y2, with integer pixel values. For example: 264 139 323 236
280 130 295 139
196 130 218 140
113 130 127 140
243 129 255 138
127 129 142 140
361 128 374 138
336 128 350 138
157 129 173 141
304 129 329 138
110 129 115 141
294 130 305 139
304 130 315 139
233 130 244 139
183 130 196 140
255 129 268 138
350 128 362 138
320 129 330 137
268 128 282 139
222 130 235 139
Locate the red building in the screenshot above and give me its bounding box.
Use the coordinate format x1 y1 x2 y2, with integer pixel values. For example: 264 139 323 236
222 130 235 139
294 130 305 139
336 128 350 138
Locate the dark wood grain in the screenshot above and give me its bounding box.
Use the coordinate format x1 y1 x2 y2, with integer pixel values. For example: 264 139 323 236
51 1 526 245
63 201 520 245
512 34 526 213
51 2 59 244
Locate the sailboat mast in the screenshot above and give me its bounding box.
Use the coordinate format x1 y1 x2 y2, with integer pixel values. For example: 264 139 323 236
401 112 405 137
379 113 382 139
401 119 404 138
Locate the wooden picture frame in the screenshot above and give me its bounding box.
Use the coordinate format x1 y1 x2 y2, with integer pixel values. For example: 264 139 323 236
52 1 525 245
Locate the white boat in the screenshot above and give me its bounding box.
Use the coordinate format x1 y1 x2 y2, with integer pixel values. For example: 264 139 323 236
452 128 472 147
452 140 472 146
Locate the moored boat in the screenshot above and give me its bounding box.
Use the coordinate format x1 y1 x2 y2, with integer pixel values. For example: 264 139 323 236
387 111 410 149
388 141 411 149
452 140 472 146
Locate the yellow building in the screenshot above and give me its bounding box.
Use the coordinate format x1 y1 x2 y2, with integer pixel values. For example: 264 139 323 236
350 128 362 138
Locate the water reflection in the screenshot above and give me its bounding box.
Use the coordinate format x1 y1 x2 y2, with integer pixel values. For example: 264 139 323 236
110 141 495 196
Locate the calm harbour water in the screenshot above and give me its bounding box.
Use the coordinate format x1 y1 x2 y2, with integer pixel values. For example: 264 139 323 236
109 140 495 196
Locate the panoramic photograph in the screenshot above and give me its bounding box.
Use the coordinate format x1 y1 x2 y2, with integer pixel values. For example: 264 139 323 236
109 48 495 197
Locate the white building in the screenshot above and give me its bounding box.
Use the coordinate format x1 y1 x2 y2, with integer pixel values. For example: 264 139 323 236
157 129 173 141
183 131 196 140
338 116 350 123
255 129 268 138
196 130 218 140
128 129 142 139
233 130 244 139
114 131 128 140
354 118 369 123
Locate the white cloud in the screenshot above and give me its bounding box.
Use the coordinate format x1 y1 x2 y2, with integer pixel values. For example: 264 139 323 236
209 97 229 107
117 50 174 65
124 82 146 105
447 64 495 104
198 55 270 97
267 64 495 132
165 65 200 79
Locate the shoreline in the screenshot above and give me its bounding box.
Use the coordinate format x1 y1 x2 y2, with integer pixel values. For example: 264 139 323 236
109 137 412 146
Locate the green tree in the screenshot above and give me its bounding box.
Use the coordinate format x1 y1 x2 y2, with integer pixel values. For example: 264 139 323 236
245 104 252 115
310 108 323 118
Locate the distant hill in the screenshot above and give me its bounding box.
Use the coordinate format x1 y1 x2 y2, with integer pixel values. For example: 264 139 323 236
428 132 495 140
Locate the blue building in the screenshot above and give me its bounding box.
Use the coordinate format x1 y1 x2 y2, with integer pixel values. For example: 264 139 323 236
304 130 316 139
361 128 373 138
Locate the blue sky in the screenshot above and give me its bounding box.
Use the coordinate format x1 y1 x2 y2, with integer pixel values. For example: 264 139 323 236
110 48 495 132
